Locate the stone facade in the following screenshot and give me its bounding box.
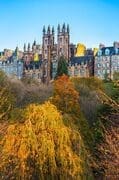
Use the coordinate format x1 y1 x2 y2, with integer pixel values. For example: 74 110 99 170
1 24 119 82
94 42 119 79
42 24 70 61
57 24 70 61
0 47 23 79
69 56 94 78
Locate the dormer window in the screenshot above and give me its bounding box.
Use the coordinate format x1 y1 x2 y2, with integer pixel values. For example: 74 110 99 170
115 48 118 54
98 50 102 56
105 48 110 55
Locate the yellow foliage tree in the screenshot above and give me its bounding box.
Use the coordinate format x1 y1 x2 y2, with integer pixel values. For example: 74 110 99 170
75 43 86 57
0 71 15 121
0 102 88 179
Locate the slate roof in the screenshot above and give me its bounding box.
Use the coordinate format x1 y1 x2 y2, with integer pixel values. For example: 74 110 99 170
96 46 119 56
69 55 94 65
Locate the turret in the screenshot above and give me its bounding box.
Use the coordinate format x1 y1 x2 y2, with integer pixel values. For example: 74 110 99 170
16 46 19 52
62 23 66 33
14 46 19 59
28 43 30 52
32 40 36 51
24 43 26 52
43 25 46 35
33 40 36 46
57 24 60 33
47 25 50 35
67 24 69 33
52 26 54 35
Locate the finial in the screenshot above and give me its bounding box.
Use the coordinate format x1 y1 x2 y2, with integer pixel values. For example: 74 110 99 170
33 39 36 46
58 24 60 33
67 24 69 33
47 25 50 34
28 43 30 51
62 23 66 33
43 25 46 35
24 43 26 52
52 26 54 34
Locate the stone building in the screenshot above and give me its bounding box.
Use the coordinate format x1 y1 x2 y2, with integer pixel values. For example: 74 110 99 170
0 47 23 79
68 55 94 78
22 40 43 81
57 23 70 61
94 42 119 79
42 25 55 60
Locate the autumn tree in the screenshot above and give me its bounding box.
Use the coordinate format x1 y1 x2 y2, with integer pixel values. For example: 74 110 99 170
0 102 91 179
52 75 79 114
0 71 15 121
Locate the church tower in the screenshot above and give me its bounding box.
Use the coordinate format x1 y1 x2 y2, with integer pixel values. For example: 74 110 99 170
42 25 54 60
57 23 70 61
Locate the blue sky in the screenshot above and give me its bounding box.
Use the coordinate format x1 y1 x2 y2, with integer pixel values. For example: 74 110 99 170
0 0 119 51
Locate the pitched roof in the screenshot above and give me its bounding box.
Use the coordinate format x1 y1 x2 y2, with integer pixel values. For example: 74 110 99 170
70 55 94 65
97 46 119 56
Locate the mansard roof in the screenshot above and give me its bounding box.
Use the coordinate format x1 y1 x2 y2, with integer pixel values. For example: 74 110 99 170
97 46 119 56
70 55 94 65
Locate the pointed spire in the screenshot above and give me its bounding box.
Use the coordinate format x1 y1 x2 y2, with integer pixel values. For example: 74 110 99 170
43 25 46 35
52 26 54 34
24 43 26 52
28 43 30 51
47 25 50 34
33 39 36 46
15 46 19 59
67 24 69 33
58 24 60 33
62 23 66 33
15 45 18 50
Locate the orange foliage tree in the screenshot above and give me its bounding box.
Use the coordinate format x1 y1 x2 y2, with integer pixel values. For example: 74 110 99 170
52 75 80 114
0 102 89 179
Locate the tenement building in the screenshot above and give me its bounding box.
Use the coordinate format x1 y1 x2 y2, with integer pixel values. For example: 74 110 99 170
94 42 119 79
0 47 23 79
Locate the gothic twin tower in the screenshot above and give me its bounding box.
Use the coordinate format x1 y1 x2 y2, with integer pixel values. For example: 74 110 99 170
42 23 70 60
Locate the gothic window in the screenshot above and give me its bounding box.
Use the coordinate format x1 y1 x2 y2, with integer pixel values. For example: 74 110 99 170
60 38 62 43
45 39 47 44
45 50 47 54
60 48 62 53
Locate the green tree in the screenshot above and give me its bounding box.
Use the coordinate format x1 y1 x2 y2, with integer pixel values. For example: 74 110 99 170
56 56 68 77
